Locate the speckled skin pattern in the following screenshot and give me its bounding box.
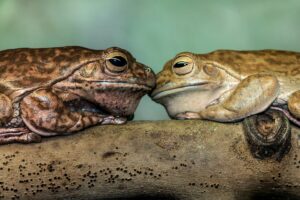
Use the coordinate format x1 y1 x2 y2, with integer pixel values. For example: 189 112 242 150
151 50 300 124
0 46 155 144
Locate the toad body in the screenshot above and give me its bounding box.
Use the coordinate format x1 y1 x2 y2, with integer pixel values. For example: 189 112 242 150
0 46 155 144
151 50 300 125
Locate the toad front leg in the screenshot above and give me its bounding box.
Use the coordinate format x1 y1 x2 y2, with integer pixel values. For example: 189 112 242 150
288 91 300 119
20 89 127 137
0 93 42 144
177 74 280 122
0 93 13 125
200 74 279 122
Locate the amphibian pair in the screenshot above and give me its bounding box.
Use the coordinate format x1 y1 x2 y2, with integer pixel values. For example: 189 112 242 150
152 50 300 126
0 46 155 144
0 47 299 145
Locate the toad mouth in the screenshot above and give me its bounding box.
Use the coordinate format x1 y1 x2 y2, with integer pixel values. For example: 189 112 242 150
93 81 153 91
151 82 209 100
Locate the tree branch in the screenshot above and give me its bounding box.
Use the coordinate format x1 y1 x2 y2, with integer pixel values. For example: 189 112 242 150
0 120 299 200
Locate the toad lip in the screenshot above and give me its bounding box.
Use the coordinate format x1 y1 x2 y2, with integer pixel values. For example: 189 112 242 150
92 81 153 91
151 82 210 99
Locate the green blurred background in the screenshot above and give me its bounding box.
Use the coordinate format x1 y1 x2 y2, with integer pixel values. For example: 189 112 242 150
0 0 299 120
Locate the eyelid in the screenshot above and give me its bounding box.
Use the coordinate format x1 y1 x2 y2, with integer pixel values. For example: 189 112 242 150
173 56 193 66
106 52 128 62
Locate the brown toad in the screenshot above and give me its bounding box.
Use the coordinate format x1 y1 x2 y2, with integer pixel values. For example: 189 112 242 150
0 46 155 144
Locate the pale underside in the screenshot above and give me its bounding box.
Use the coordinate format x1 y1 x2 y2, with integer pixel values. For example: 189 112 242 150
153 80 297 118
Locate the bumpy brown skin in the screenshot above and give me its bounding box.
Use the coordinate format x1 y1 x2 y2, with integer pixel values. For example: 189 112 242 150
0 46 155 144
151 50 300 124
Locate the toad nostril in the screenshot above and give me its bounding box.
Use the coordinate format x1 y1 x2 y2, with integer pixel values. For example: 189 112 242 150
144 66 152 73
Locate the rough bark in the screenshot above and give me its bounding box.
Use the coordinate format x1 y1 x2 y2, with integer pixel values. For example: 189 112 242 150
0 120 299 200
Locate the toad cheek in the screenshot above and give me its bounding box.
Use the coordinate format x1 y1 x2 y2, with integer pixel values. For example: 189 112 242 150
145 69 156 89
92 88 147 116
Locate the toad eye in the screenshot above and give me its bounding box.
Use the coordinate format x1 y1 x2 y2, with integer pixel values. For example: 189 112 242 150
174 61 189 68
172 56 194 75
108 56 127 67
106 55 128 73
